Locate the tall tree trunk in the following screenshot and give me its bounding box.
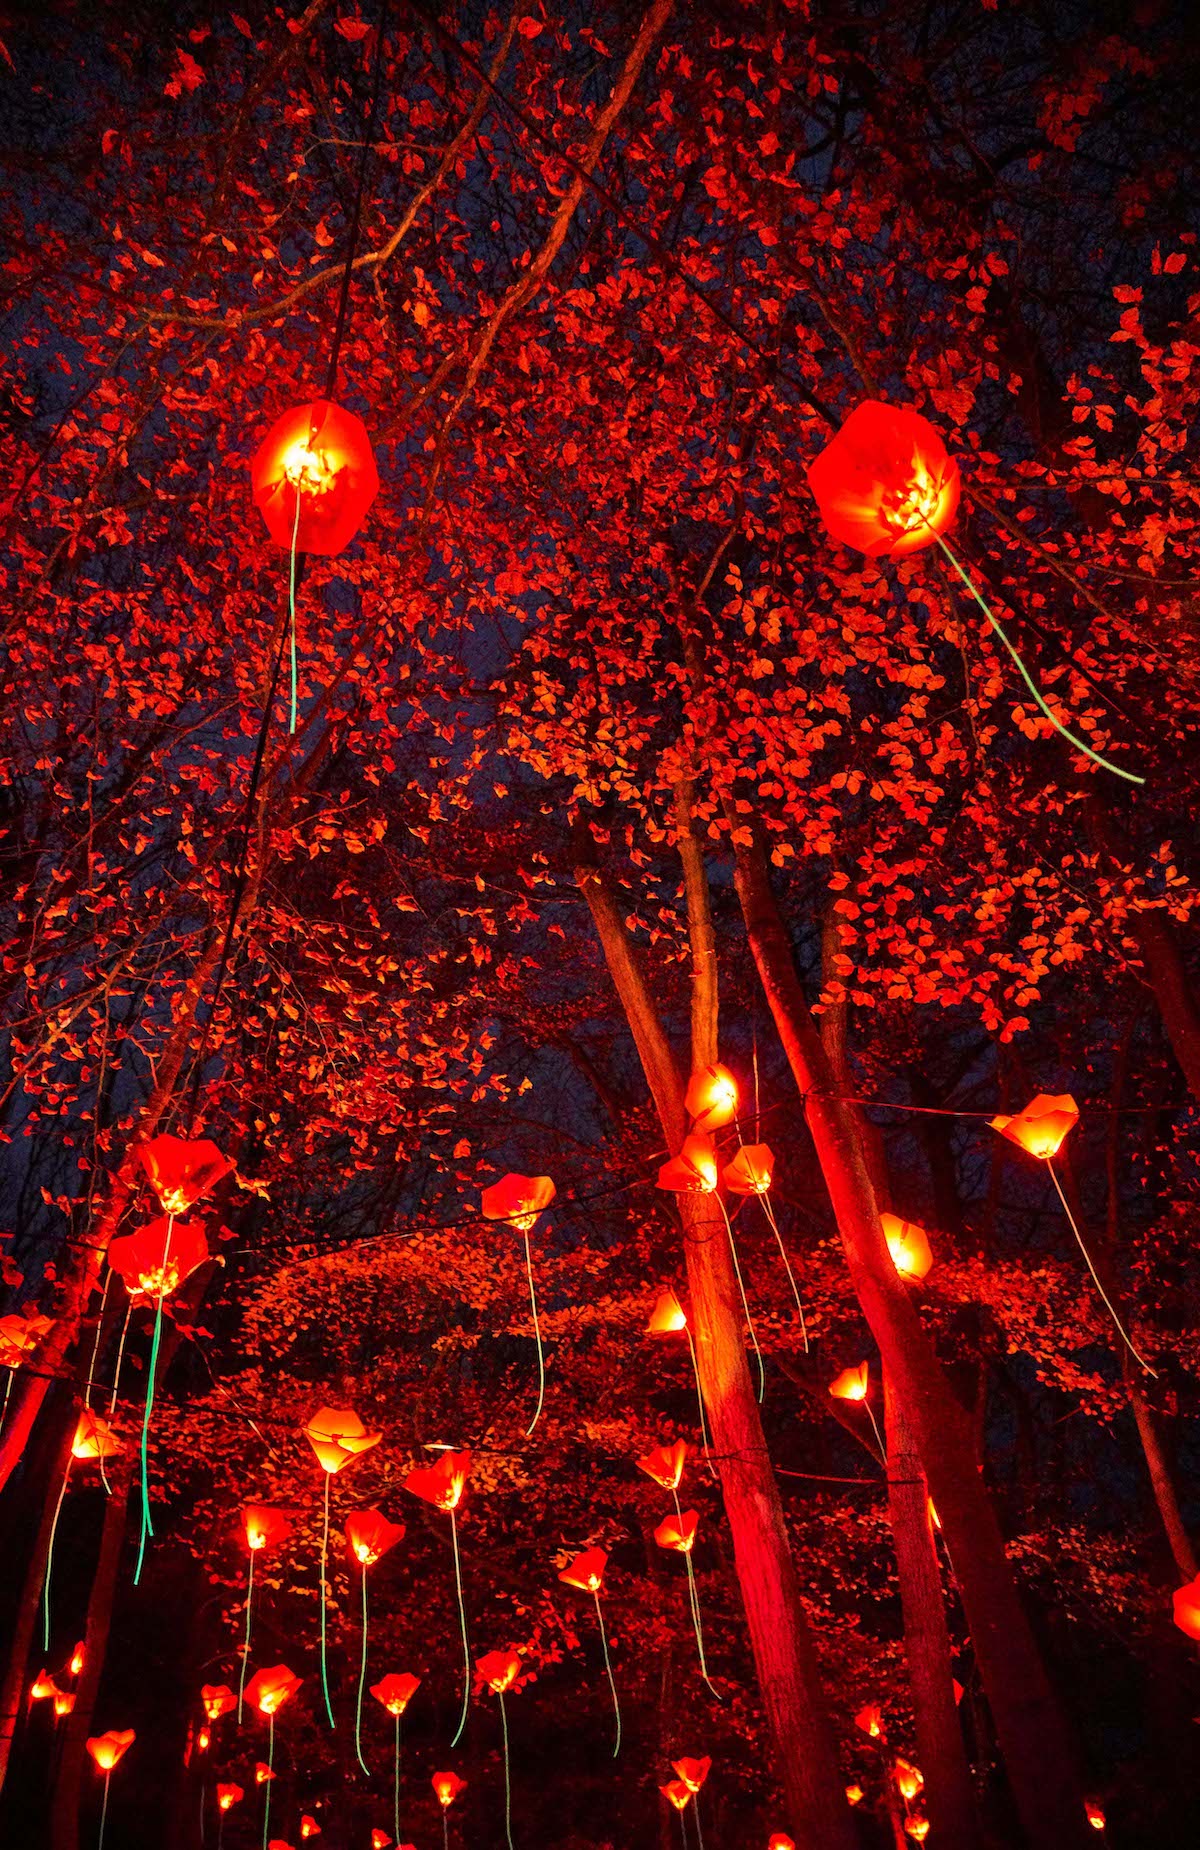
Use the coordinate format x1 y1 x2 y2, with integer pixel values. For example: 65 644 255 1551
730 828 1093 1850
574 818 857 1850
49 1455 134 1850
0 1403 76 1793
885 1378 982 1850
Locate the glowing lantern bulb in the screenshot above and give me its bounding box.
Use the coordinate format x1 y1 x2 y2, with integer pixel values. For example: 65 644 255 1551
217 1784 244 1812
69 1643 84 1677
301 1819 321 1839
906 1820 930 1844
855 1702 883 1739
845 1786 864 1806
251 401 379 555
661 1780 692 1813
432 1770 466 1810
895 1757 924 1803
989 1092 1079 1161
196 1727 210 1752
648 1289 688 1335
656 1133 719 1194
1172 1573 1200 1640
770 1836 797 1849
830 1363 870 1403
1085 1800 1106 1831
881 1212 934 1282
30 1671 58 1702
86 1729 135 1773
54 1692 76 1719
806 399 960 559
684 1063 739 1132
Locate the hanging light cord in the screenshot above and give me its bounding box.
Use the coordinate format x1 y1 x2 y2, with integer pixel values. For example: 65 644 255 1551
324 0 388 401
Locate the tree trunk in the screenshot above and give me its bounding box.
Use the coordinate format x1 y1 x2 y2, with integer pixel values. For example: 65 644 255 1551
885 1377 982 1850
574 819 857 1850
0 1402 76 1793
730 827 1093 1850
49 1455 134 1850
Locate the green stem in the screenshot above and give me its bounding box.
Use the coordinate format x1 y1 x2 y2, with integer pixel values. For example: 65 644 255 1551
673 1489 720 1701
682 1324 713 1475
237 1548 256 1724
97 1769 111 1850
355 1566 370 1775
759 1194 808 1351
716 1195 765 1401
500 1689 514 1850
865 1400 887 1463
319 1470 335 1729
107 1300 132 1415
522 1230 546 1438
593 1589 621 1758
393 1714 401 1847
1048 1160 1158 1375
935 532 1144 784
0 1368 12 1429
288 489 301 734
42 1453 73 1650
449 1507 471 1747
134 1213 174 1586
693 1795 706 1850
261 1714 274 1850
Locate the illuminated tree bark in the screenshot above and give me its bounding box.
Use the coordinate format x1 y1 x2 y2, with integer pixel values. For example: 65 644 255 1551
730 826 1094 1850
574 815 857 1850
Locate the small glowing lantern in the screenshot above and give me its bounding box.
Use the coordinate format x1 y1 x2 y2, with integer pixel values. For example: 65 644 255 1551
807 400 960 558
683 1064 739 1132
251 401 379 555
881 1213 934 1281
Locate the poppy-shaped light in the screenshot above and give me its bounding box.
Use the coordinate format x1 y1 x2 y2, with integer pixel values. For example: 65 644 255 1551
135 1135 233 1217
648 1289 688 1335
558 1547 608 1594
54 1691 75 1719
305 1406 382 1475
30 1670 58 1702
480 1173 556 1234
684 1064 739 1133
830 1363 869 1403
301 1819 321 1839
657 1133 719 1195
0 1308 54 1366
929 1499 942 1533
217 1784 244 1812
895 1757 924 1803
345 1507 405 1566
1085 1800 1106 1831
770 1835 797 1849
637 1439 687 1492
245 1503 292 1552
73 1408 121 1461
370 1672 421 1717
807 400 960 559
255 1762 276 1785
881 1213 934 1282
722 1144 774 1196
201 1684 236 1723
108 1217 208 1302
86 1729 135 1772
654 1510 699 1555
251 400 379 555
990 1093 1079 1161
196 1726 211 1751
855 1701 883 1738
244 1664 302 1718
1171 1573 1200 1640
906 1820 930 1844
69 1642 84 1677
845 1785 865 1806
432 1770 466 1809
403 1448 470 1513
475 1649 521 1695
672 1756 711 1793
371 1832 391 1850
660 1779 692 1812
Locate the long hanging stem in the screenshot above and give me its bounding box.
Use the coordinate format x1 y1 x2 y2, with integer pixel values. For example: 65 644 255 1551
682 1325 713 1474
759 1194 808 1352
107 1301 133 1416
393 1714 401 1847
934 532 1144 785
354 1566 370 1775
521 1230 546 1438
288 488 301 734
84 1270 112 1407
261 1713 274 1850
499 1689 514 1850
673 1489 720 1700
42 1453 73 1650
134 1214 174 1585
199 1778 206 1848
0 1367 12 1430
865 1399 886 1462
678 1804 689 1850
715 1195 765 1401
97 1768 111 1850
449 1507 471 1747
442 1810 449 1850
237 1548 256 1724
693 1795 706 1850
592 1589 621 1758
1048 1161 1158 1375
319 1470 336 1729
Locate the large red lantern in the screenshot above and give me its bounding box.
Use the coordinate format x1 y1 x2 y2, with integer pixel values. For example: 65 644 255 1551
251 401 379 555
806 400 960 558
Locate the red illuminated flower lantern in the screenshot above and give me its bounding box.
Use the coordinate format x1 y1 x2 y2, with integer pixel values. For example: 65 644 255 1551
906 1819 930 1844
648 1289 688 1334
881 1213 934 1282
135 1136 232 1216
855 1701 884 1738
558 1547 607 1593
807 399 960 559
1172 1574 1200 1640
300 1819 321 1839
403 1449 470 1512
895 1757 924 1802
660 1780 692 1812
30 1671 58 1702
245 1504 292 1552
475 1649 521 1695
244 1665 302 1718
480 1174 556 1233
0 1308 54 1367
637 1439 687 1492
770 1835 797 1849
87 1728 135 1771
255 1763 276 1784
846 1786 865 1806
201 1684 236 1723
830 1363 870 1403
108 1218 208 1302
69 1643 84 1677
672 1756 711 1792
432 1770 466 1809
722 1145 774 1195
346 1508 406 1566
657 1133 718 1194
305 1407 382 1474
990 1093 1079 1161
684 1064 739 1132
654 1510 699 1554
217 1784 244 1812
54 1691 75 1719
73 1409 121 1461
251 400 379 555
1085 1800 1106 1831
371 1672 421 1717
372 1833 391 1850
